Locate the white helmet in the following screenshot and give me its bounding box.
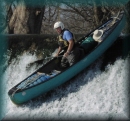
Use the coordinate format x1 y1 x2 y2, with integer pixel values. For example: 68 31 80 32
54 21 64 30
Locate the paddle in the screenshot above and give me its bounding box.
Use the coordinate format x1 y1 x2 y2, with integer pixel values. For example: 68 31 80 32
26 55 63 69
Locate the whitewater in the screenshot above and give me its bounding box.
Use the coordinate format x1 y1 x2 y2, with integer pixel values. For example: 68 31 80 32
1 52 130 120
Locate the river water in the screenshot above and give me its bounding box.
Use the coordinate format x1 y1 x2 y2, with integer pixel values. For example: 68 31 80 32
1 52 130 120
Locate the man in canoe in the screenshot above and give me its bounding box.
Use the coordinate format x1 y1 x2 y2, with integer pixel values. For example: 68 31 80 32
93 29 103 42
53 21 81 68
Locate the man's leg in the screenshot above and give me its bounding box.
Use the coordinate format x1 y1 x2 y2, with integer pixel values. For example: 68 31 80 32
61 57 69 68
67 47 80 66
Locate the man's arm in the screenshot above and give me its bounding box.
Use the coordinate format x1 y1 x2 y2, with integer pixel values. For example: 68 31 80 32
64 39 74 57
55 46 62 57
66 39 74 53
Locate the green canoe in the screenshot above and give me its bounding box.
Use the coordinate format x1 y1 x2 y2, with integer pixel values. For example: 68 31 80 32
8 11 126 105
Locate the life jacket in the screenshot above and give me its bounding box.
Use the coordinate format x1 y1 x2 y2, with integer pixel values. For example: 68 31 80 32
58 29 76 49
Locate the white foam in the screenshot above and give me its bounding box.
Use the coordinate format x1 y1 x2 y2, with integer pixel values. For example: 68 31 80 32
2 53 129 120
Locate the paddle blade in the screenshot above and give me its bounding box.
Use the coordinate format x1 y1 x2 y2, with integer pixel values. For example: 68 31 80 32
26 59 44 69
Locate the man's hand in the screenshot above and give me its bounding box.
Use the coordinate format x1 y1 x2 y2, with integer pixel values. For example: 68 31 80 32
63 52 70 58
52 47 62 57
53 53 59 57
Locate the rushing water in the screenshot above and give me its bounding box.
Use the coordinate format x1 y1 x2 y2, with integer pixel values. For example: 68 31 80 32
1 52 130 120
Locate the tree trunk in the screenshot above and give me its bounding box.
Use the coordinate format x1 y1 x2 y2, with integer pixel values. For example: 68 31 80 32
8 0 29 34
27 6 45 34
125 0 130 34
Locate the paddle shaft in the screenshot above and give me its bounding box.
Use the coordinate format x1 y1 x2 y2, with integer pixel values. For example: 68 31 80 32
27 55 63 68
